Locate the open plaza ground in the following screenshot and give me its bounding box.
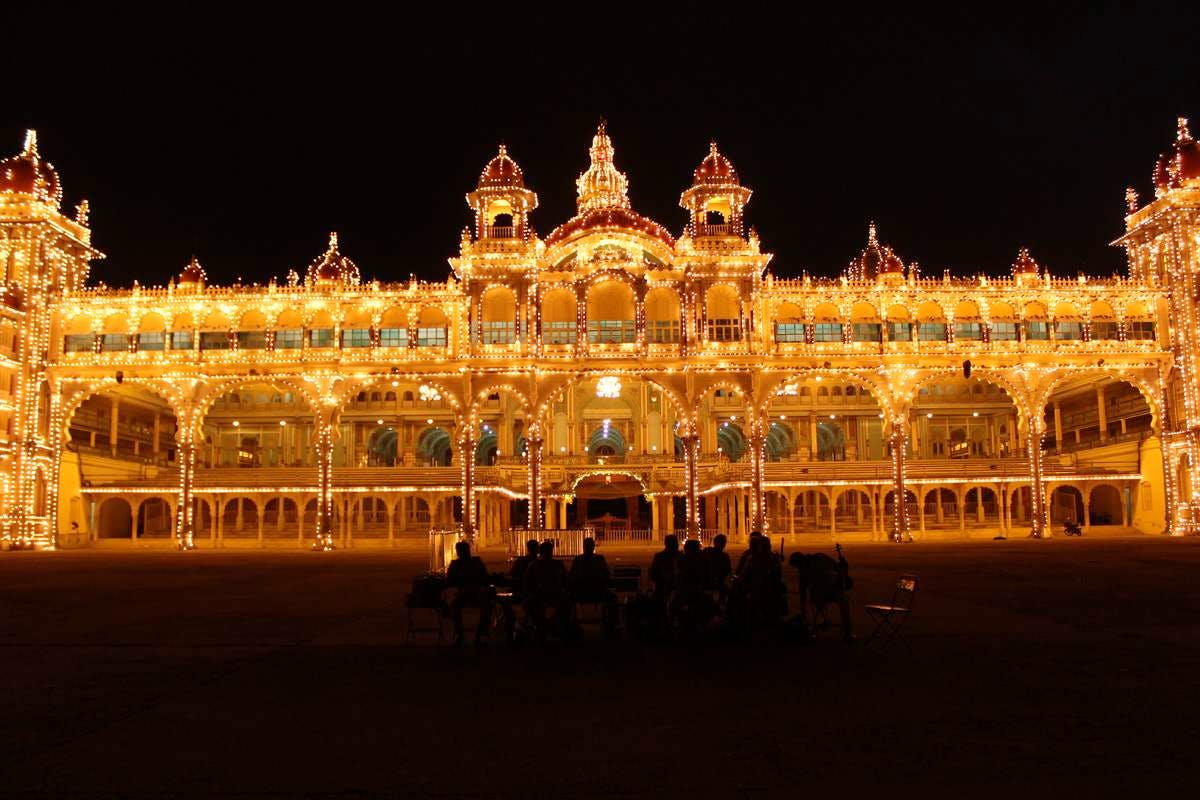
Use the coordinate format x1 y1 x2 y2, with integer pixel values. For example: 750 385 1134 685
1 536 1198 797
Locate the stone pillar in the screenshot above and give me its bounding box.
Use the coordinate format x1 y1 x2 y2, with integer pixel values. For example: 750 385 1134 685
315 414 336 549
1053 402 1063 452
153 414 161 456
890 416 911 542
460 435 477 538
809 414 818 461
1027 416 1049 537
559 498 568 529
681 433 700 539
650 497 659 532
175 438 197 549
526 433 544 529
1096 386 1108 441
109 397 120 456
748 417 767 532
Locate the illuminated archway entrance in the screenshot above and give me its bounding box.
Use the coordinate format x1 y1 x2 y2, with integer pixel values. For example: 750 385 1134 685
567 474 654 537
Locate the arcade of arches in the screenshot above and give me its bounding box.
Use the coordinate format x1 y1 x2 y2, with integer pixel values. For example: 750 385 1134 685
58 370 1169 545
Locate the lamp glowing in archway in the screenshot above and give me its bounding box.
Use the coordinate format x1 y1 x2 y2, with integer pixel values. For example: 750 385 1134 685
596 376 621 398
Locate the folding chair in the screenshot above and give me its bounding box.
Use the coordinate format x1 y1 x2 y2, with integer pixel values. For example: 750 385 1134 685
405 575 448 643
864 574 918 650
610 566 643 632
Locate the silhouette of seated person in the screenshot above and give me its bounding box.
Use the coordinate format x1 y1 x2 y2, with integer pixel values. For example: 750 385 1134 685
670 538 717 630
509 539 539 595
789 548 853 642
568 537 617 635
739 535 786 629
649 533 681 603
445 540 494 644
523 540 571 639
702 533 732 601
736 530 765 575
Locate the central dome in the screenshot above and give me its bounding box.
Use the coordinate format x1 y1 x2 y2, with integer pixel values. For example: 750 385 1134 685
545 122 674 250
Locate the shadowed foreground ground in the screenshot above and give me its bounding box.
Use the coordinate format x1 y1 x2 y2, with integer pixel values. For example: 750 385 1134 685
1 538 1198 797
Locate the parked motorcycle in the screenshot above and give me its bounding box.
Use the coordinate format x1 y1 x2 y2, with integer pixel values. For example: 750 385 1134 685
1063 519 1083 536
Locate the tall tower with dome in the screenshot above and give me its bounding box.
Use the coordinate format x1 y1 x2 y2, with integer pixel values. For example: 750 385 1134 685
0 131 104 542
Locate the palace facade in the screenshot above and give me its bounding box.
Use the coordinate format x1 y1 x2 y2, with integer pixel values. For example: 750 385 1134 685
1 119 1197 549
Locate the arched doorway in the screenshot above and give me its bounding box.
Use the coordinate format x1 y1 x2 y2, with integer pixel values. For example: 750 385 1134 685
97 498 133 538
62 384 179 540
201 382 313 468
569 474 651 536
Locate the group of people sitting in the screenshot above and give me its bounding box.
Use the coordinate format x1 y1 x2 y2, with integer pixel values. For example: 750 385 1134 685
437 531 853 645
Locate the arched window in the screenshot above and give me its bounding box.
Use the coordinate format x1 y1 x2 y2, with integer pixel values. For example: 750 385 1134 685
541 288 577 345
586 281 635 344
479 287 517 345
706 284 741 342
417 307 449 348
645 287 681 343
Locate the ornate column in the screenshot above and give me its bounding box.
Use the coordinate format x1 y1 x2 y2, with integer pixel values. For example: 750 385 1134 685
174 403 198 550
889 413 912 542
459 433 477 538
681 432 701 539
748 414 767 532
526 426 544 529
314 409 337 549
1025 414 1049 538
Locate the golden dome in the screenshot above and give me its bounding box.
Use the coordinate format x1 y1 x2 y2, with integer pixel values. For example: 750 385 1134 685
306 232 361 286
692 141 739 186
0 130 61 207
477 144 525 189
178 256 207 285
1011 247 1040 275
846 223 904 281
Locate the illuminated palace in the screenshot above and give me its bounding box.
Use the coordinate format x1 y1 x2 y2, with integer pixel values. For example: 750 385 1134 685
1 119 1198 550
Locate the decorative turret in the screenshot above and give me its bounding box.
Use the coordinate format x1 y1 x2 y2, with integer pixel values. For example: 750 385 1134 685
845 223 904 282
0 130 62 208
1153 117 1200 197
679 141 752 238
1011 247 1042 285
305 232 361 287
466 144 538 241
176 256 207 292
544 122 675 251
576 120 630 212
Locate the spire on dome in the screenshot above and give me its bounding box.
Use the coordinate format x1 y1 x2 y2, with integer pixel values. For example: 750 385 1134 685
576 120 630 212
306 231 361 285
846 223 903 281
0 128 62 207
1178 117 1192 142
1012 247 1040 276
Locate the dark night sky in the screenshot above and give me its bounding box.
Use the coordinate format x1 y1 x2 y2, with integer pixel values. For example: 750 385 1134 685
6 5 1198 287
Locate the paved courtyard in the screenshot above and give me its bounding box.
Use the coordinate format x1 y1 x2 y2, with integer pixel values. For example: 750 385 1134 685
1 537 1198 797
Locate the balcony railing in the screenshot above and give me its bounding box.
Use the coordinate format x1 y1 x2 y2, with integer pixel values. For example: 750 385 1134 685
487 225 514 238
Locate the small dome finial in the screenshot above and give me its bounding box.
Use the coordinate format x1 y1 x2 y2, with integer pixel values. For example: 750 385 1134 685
709 140 719 157
328 231 339 251
497 142 507 156
1178 117 1192 142
868 222 878 246
1125 186 1139 213
22 129 38 157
